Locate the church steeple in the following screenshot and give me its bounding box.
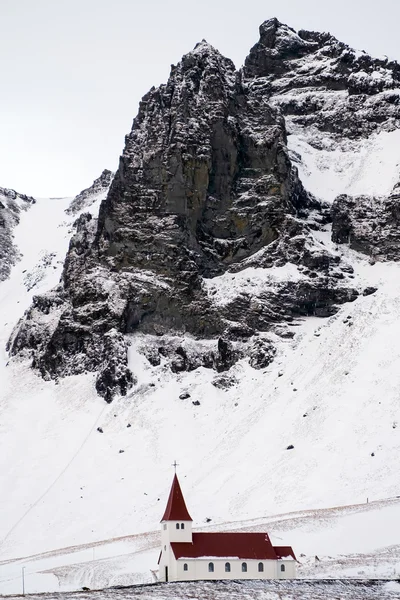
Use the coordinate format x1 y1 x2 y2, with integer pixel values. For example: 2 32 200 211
161 473 192 522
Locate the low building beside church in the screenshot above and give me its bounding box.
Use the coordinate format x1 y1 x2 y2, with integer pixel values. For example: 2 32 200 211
158 474 297 582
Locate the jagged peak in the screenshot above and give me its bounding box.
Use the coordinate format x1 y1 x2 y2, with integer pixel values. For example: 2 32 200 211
160 38 237 94
259 17 296 39
192 39 214 54
257 17 318 55
180 38 235 70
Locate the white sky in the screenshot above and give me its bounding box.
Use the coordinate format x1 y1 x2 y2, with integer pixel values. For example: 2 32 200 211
1 0 399 197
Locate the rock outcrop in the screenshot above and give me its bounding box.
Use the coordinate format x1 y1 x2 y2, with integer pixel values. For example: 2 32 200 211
246 18 400 137
0 187 36 281
246 18 400 259
67 169 114 215
331 185 400 259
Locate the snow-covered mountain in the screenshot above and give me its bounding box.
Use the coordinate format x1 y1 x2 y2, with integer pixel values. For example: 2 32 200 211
1 17 400 593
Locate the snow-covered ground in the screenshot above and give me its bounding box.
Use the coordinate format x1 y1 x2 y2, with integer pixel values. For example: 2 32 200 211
288 124 400 202
6 580 400 600
2 151 400 593
1 497 400 594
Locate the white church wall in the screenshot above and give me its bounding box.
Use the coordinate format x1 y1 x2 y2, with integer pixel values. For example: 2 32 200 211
174 558 281 581
161 555 297 582
278 560 297 579
161 520 192 544
159 520 193 581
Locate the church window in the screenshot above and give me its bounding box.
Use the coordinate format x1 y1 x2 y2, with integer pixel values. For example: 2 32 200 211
280 564 285 572
184 563 188 571
225 562 231 572
163 524 167 530
241 562 247 572
164 545 166 551
258 562 264 572
208 562 214 572
176 523 180 529
181 523 185 529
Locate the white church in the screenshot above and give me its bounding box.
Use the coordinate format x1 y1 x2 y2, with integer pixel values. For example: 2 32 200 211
158 473 297 582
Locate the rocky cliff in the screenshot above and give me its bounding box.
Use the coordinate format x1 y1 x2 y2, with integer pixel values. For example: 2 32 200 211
250 18 400 259
247 18 400 136
10 19 400 401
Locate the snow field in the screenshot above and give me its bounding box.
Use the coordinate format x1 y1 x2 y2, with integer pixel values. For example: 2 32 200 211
2 141 400 592
288 126 400 203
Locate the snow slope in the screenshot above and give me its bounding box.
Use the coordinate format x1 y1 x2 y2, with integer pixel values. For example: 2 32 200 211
1 189 400 592
288 124 400 203
1 498 400 593
2 114 400 592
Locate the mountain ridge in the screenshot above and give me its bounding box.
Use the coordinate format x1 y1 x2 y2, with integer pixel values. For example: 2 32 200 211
2 18 400 585
6 18 387 400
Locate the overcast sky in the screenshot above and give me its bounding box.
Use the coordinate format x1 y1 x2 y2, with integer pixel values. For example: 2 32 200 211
1 0 400 197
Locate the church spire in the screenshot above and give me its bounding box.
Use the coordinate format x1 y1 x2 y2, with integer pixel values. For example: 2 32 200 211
161 473 193 522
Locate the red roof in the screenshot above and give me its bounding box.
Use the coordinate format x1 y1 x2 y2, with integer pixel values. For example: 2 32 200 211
161 474 192 522
171 532 292 560
273 546 297 561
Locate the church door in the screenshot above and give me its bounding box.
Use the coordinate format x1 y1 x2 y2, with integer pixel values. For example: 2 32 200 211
165 566 168 582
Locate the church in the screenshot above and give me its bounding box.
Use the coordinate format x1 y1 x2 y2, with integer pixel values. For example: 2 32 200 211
158 473 297 582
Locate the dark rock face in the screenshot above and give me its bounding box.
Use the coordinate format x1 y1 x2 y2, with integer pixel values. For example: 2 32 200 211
0 187 36 281
95 330 137 403
331 190 400 259
139 336 242 374
245 19 400 261
249 338 276 369
91 40 313 339
9 31 364 400
245 18 400 137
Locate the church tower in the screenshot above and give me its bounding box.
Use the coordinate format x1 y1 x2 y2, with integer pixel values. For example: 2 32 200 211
159 473 192 582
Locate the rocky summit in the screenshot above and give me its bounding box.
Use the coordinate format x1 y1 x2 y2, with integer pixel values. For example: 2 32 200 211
8 18 400 401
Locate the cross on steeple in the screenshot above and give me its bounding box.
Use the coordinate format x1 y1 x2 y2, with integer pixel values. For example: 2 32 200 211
172 460 179 473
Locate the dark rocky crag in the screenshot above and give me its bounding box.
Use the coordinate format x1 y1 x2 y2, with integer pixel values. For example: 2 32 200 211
245 18 400 137
0 187 36 281
331 186 400 259
8 26 373 401
245 18 400 259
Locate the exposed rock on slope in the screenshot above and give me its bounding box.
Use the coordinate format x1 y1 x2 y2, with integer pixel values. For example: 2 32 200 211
331 186 400 259
67 169 114 215
0 187 36 281
247 18 400 258
8 30 370 400
247 18 400 137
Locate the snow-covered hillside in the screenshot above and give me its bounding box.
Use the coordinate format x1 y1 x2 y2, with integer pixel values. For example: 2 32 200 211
2 18 400 596
288 127 400 203
1 192 400 591
1 497 400 593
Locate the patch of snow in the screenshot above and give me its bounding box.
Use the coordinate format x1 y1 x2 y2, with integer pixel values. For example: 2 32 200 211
384 581 400 593
288 127 400 203
203 264 303 306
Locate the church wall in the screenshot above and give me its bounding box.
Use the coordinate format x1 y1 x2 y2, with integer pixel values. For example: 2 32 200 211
174 558 285 581
278 560 297 579
161 520 192 544
159 520 193 581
